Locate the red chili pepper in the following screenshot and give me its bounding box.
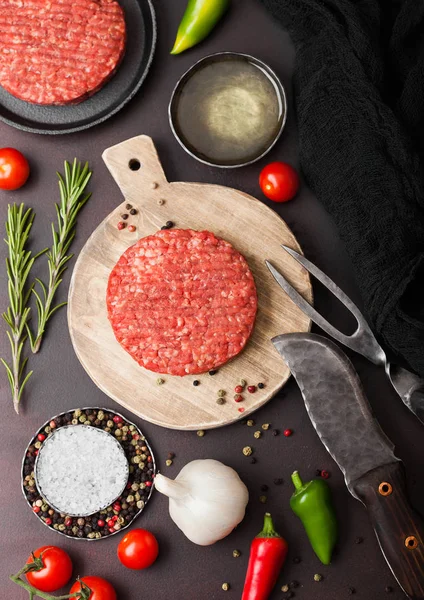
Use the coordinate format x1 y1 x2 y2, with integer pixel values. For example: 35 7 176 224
242 513 288 600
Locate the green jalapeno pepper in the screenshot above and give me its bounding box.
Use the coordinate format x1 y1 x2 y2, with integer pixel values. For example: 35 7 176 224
290 471 338 565
171 0 230 55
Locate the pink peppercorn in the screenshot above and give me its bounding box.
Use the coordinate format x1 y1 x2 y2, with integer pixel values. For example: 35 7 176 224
284 429 293 437
107 519 115 528
238 407 245 413
117 221 126 230
147 456 152 462
321 470 330 479
113 415 123 423
247 385 256 393
235 385 244 394
113 503 121 512
108 528 115 534
33 506 41 513
37 433 46 442
44 518 52 526
128 225 136 233
234 394 243 402
145 481 152 487
49 420 56 429
98 519 105 528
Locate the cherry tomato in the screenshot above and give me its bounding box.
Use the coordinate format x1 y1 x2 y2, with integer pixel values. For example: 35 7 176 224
259 161 300 202
70 576 117 600
0 147 30 190
117 528 159 570
26 546 72 592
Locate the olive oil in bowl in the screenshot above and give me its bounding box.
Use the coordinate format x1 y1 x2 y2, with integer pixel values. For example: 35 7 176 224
169 53 287 168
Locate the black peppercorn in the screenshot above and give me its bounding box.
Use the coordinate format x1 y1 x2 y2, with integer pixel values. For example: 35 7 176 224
130 208 137 215
250 457 257 464
125 203 132 210
258 382 265 389
290 581 299 589
209 369 217 375
385 587 393 593
293 556 301 564
348 588 356 595
193 380 200 386
261 484 269 492
273 478 284 485
355 536 364 544
272 429 279 436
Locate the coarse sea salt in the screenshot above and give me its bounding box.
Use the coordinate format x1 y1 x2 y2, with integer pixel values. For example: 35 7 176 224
35 425 129 517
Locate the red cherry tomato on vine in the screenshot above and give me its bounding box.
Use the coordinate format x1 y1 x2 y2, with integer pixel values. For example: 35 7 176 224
117 528 159 570
70 576 117 600
26 546 72 592
0 147 30 190
259 161 300 202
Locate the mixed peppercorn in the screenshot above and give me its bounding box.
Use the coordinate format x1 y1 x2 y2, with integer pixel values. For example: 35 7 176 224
22 408 155 540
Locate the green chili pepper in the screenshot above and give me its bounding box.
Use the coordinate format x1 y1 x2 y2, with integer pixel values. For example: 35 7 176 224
171 0 230 55
290 470 338 565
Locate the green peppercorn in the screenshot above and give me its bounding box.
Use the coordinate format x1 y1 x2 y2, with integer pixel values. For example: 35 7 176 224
156 377 165 385
246 419 254 427
197 430 205 437
58 524 66 532
34 441 41 449
107 420 114 427
217 389 226 397
135 492 141 501
131 483 140 491
127 495 135 503
314 574 323 582
261 423 270 430
166 459 173 466
35 499 43 507
232 549 241 558
254 431 262 439
118 516 126 525
259 495 267 504
74 409 82 418
137 500 145 510
79 414 87 423
243 446 253 456
281 584 290 593
41 503 49 512
216 397 226 405
240 379 247 387
222 583 230 591
44 426 51 434
115 429 122 436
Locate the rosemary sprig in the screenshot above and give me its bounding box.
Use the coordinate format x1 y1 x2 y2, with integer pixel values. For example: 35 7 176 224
1 204 46 414
28 159 92 353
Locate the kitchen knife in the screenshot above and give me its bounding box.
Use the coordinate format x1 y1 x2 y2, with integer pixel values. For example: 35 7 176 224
272 332 424 599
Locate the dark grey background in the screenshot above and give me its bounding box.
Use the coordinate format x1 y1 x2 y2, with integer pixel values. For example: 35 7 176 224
1 1 422 598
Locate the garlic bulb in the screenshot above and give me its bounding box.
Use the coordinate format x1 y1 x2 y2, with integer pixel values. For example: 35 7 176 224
154 459 249 546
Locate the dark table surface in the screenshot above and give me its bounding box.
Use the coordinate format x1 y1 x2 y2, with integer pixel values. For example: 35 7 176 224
1 1 424 599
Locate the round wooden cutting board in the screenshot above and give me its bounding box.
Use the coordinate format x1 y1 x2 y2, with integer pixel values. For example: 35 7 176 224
68 135 312 430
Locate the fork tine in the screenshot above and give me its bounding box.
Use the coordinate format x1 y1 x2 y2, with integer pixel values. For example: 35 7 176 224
265 260 360 347
281 245 369 326
266 249 386 365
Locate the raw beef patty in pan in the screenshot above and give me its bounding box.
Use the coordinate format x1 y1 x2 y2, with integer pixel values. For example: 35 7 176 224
107 229 258 376
0 0 126 105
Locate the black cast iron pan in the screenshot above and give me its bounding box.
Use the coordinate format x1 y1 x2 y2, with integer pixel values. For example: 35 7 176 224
0 0 156 135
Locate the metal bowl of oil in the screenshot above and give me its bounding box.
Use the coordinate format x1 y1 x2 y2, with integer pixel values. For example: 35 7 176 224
169 52 287 168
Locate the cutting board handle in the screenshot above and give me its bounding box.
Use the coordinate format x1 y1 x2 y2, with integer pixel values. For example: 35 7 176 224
102 135 168 198
352 462 424 599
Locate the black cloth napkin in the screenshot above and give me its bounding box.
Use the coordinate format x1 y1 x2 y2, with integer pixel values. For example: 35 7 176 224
259 0 424 378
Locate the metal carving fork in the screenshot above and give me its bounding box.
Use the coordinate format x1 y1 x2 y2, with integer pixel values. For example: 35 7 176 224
265 246 424 425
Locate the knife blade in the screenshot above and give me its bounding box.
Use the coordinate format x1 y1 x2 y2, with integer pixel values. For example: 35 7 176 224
272 332 424 599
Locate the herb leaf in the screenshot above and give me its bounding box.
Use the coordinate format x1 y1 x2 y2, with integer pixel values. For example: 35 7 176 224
28 159 92 353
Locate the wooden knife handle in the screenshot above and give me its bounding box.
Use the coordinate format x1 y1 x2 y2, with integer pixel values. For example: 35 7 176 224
352 462 424 599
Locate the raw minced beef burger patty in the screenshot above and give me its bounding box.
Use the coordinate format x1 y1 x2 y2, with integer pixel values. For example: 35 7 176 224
107 229 258 376
0 0 126 105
